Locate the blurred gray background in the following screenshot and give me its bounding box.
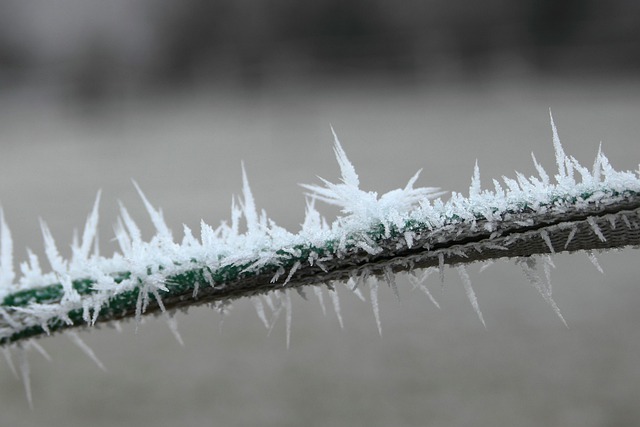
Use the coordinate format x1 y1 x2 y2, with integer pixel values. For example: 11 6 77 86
1 1 640 426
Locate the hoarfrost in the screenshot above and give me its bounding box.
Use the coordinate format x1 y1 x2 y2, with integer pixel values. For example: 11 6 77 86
408 269 440 309
587 217 607 242
478 261 495 273
383 266 400 301
18 346 33 410
456 265 485 327
284 290 292 348
517 257 567 327
0 209 15 289
2 346 18 379
540 230 555 254
252 297 270 329
165 315 184 347
564 225 578 249
438 253 445 282
313 287 327 316
67 331 106 371
586 251 604 274
1 116 640 374
329 285 344 329
369 278 382 336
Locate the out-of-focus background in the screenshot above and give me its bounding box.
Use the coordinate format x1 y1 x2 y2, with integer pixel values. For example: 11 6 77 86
1 1 640 426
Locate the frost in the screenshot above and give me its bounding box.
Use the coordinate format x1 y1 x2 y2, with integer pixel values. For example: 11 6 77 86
284 290 292 348
383 266 400 301
165 315 184 347
39 220 67 275
517 257 567 327
540 230 555 254
1 115 640 380
586 251 604 274
133 181 172 241
284 261 301 285
329 285 344 329
587 217 607 242
0 209 15 289
456 265 485 327
369 278 382 336
408 269 440 309
67 331 106 371
2 347 17 379
478 261 495 273
18 346 33 410
252 297 270 329
564 225 578 249
313 287 327 316
71 191 101 266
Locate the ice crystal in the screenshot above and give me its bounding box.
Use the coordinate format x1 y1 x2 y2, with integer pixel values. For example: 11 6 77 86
67 331 106 371
369 278 382 336
0 113 639 399
456 265 485 327
329 285 344 329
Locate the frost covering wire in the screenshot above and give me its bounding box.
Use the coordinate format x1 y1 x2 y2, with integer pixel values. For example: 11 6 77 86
1 113 640 347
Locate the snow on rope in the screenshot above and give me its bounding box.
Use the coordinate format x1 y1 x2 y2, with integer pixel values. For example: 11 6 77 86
1 113 640 352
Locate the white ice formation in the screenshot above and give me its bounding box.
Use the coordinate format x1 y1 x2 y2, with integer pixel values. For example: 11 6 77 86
1 113 640 403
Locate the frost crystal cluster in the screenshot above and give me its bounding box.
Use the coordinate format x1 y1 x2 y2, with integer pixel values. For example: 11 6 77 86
1 114 640 405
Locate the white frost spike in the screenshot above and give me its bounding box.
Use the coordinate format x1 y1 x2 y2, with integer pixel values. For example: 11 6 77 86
565 225 578 249
587 217 606 242
331 125 359 188
351 285 366 302
60 274 80 305
18 346 33 410
531 152 550 185
592 143 603 182
469 160 481 198
39 219 67 274
456 265 485 328
133 181 172 241
540 229 555 254
240 162 259 235
30 340 52 362
67 331 106 371
284 261 301 285
383 266 400 301
2 347 18 379
118 202 142 244
519 257 567 327
586 251 604 274
329 286 344 329
438 252 445 283
369 278 382 336
0 209 15 287
73 191 101 262
479 260 495 273
301 127 441 222
252 297 270 329
313 287 327 316
408 270 440 309
150 287 184 346
284 290 292 349
166 315 184 346
270 266 285 283
550 110 567 181
0 307 20 329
